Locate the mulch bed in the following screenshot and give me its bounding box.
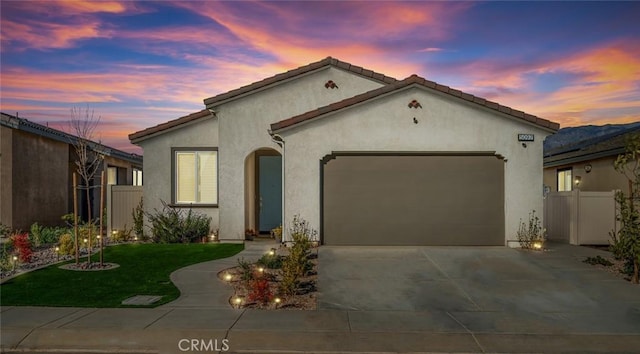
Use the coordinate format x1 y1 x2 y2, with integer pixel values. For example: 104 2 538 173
219 248 318 310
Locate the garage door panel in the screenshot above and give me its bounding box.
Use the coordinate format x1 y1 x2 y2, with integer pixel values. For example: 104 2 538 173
323 154 504 246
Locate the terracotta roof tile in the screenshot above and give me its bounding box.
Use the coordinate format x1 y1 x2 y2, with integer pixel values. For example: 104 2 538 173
129 109 212 143
271 74 559 133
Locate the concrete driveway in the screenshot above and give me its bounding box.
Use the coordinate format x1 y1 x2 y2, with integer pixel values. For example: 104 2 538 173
318 243 640 334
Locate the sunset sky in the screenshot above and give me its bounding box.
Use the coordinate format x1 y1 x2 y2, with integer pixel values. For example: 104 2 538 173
1 1 639 153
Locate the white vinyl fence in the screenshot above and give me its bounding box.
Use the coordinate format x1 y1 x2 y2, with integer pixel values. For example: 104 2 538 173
106 185 143 237
543 190 618 245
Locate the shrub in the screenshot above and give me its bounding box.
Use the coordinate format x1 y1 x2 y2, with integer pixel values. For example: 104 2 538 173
132 197 145 240
516 210 546 249
280 215 315 296
0 242 14 271
40 226 67 244
237 257 254 282
58 233 76 256
146 201 211 243
583 255 613 267
29 222 43 248
0 223 11 238
257 253 283 269
11 233 32 263
248 278 273 304
111 227 133 243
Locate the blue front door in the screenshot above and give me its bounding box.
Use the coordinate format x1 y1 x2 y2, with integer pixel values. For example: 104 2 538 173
258 155 282 233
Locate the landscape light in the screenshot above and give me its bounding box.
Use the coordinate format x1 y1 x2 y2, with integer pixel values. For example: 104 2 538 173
112 230 118 235
224 273 233 281
268 248 276 256
12 256 17 261
233 297 243 307
257 267 264 273
533 241 543 250
55 246 60 252
83 238 88 243
274 297 281 304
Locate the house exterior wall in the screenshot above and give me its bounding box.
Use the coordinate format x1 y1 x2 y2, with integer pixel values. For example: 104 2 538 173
213 67 385 241
137 116 219 232
543 156 629 193
279 86 552 245
0 126 13 229
6 130 69 230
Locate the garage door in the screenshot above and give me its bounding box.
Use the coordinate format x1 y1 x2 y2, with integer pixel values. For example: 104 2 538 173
322 154 504 246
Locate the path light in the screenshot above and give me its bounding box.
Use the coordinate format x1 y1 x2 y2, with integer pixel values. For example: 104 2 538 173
233 297 243 308
268 248 276 256
83 238 88 243
12 255 17 271
55 246 60 261
274 297 281 304
224 273 233 281
257 267 264 273
134 236 138 241
533 241 543 250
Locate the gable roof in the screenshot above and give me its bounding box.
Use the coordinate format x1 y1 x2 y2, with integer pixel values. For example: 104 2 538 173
1 112 142 165
270 74 560 133
203 56 397 108
128 109 212 143
544 125 640 168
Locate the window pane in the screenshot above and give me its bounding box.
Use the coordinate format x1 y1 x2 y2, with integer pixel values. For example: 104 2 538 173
557 169 572 192
133 169 143 186
177 153 196 202
198 152 217 203
107 167 117 185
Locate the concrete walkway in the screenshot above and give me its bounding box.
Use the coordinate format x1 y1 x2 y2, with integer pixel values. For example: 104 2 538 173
1 241 639 354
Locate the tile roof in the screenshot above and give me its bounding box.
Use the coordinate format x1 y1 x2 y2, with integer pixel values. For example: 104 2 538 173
544 125 640 167
1 112 142 165
270 74 560 133
128 109 212 143
203 56 397 107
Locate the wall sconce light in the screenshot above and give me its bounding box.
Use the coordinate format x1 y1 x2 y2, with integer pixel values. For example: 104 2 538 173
584 164 592 173
574 176 582 186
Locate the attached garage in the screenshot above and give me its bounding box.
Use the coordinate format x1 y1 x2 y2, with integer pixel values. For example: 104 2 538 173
321 153 505 246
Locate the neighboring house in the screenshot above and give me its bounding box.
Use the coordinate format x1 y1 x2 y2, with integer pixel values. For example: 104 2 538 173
0 112 143 231
129 57 559 246
543 125 640 193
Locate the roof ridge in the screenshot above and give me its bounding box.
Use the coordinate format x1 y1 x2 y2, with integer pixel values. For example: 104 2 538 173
270 74 559 133
203 57 397 107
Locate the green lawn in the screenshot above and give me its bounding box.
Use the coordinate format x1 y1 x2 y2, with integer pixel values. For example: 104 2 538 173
0 243 243 307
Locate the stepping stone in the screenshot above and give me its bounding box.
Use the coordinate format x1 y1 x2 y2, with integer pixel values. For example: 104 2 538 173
122 295 162 306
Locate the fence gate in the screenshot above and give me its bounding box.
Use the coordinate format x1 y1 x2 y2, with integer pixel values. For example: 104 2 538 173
106 185 143 237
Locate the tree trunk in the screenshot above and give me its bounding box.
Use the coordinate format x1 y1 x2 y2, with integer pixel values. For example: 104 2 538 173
85 180 92 265
633 258 639 284
73 173 79 265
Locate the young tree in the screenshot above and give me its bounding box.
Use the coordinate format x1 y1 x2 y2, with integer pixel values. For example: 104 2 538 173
69 106 104 264
611 133 640 284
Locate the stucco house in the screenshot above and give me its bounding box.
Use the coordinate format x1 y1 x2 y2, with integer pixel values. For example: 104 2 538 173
1 112 143 231
544 124 640 193
129 57 559 246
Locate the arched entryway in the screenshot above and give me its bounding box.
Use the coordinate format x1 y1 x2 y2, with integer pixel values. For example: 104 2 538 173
244 148 282 234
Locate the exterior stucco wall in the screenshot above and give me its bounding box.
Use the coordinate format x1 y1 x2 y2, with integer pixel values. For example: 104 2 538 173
544 156 629 193
9 130 69 229
137 117 219 232
214 67 385 241
280 86 552 245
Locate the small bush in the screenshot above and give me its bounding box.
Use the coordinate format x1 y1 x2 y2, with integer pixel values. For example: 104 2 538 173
111 227 132 243
0 242 14 271
11 233 32 263
257 253 283 269
132 197 145 240
237 257 254 282
40 226 67 244
0 223 11 238
29 222 43 248
280 215 315 296
583 255 613 267
517 210 546 249
147 201 211 243
58 233 76 256
248 278 273 304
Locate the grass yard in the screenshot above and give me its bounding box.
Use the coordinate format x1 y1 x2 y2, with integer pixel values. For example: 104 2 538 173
0 243 243 307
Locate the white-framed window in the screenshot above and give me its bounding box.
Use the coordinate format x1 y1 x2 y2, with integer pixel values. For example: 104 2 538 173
107 167 118 185
133 168 143 186
173 148 218 205
557 168 572 191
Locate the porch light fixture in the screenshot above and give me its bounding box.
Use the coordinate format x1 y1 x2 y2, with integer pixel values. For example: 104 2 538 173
574 176 582 186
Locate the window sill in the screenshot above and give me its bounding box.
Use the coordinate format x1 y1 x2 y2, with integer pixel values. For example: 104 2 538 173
169 203 219 208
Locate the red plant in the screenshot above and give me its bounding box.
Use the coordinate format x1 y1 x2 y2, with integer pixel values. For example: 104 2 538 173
11 233 32 263
248 278 273 304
